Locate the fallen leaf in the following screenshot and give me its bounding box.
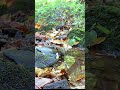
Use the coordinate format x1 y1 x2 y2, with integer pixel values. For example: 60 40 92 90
35 67 55 78
91 37 106 46
76 74 85 81
35 23 42 29
4 0 15 7
10 22 28 33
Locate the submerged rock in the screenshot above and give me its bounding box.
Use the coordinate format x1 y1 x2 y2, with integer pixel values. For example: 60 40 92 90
3 48 34 68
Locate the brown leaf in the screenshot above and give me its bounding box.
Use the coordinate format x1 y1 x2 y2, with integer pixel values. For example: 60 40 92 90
10 22 28 33
35 67 55 78
76 74 85 81
4 0 15 7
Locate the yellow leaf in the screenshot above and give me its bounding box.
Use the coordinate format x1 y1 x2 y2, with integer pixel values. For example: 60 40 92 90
65 10 69 13
35 23 41 29
91 37 106 46
35 67 53 77
76 74 85 81
74 41 79 45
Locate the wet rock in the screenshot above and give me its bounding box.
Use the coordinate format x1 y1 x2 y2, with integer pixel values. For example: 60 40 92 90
35 47 53 55
3 48 34 68
43 79 70 89
35 47 58 68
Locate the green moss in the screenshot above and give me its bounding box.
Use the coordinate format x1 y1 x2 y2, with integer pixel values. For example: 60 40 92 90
0 60 34 90
64 55 75 68
65 48 85 60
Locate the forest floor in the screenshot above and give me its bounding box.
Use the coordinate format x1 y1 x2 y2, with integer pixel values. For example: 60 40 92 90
0 9 85 90
35 25 85 89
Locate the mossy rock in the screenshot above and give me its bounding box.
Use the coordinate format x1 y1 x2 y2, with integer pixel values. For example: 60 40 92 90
3 48 34 68
65 48 85 60
35 48 58 68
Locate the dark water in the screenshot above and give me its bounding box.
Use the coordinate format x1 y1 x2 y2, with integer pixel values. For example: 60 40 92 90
86 54 120 90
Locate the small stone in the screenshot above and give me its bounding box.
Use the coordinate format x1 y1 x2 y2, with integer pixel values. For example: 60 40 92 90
43 79 70 89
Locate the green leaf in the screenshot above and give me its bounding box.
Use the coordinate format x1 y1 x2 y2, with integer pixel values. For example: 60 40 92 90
85 47 89 53
86 30 97 46
68 38 76 46
75 36 81 41
96 23 111 34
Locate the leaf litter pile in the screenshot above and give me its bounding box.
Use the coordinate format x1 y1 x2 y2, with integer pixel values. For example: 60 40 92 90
0 12 34 50
35 24 85 89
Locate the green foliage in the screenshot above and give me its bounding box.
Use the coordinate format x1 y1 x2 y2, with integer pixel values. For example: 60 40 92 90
35 0 85 47
64 55 75 68
86 30 97 46
86 5 120 51
35 0 85 27
96 23 111 35
85 23 111 47
68 38 76 46
68 28 85 47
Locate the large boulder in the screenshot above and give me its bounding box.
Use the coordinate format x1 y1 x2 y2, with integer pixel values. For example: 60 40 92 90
3 48 34 68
